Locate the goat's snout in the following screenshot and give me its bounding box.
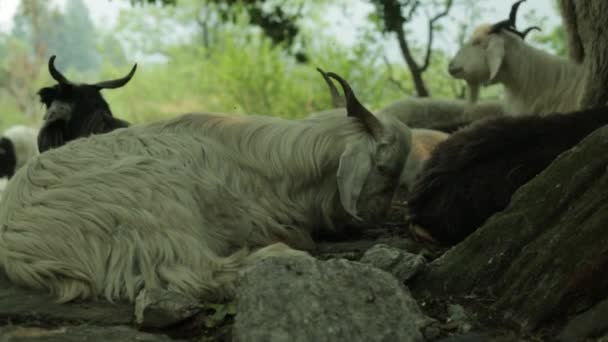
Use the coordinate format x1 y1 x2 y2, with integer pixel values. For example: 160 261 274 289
448 61 463 76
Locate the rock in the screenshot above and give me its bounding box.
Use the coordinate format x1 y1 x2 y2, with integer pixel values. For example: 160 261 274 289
0 325 178 342
359 244 426 281
234 257 433 342
0 271 132 326
134 288 202 329
558 297 608 342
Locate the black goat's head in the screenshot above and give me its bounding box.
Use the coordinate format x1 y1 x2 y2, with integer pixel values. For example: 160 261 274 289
37 55 136 153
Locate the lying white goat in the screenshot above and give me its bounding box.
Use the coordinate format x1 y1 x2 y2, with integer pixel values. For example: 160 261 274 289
0 73 411 303
448 0 585 116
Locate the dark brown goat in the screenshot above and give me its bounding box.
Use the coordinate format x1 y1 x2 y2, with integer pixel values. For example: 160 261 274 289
37 55 136 153
407 107 608 245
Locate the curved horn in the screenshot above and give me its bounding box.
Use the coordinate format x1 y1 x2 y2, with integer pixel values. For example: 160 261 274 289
48 55 72 85
316 67 345 108
326 72 383 139
508 0 527 27
520 26 542 39
93 63 138 89
490 0 526 34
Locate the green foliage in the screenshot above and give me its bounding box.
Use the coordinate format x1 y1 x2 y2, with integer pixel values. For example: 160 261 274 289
50 0 101 72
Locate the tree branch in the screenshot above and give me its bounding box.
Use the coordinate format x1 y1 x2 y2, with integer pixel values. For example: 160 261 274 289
383 55 409 94
421 0 453 72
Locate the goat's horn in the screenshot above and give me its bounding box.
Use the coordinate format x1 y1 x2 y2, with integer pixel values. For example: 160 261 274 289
316 67 345 108
521 26 542 39
490 0 527 34
508 0 527 27
93 63 138 89
48 55 72 86
325 72 383 139
490 20 511 34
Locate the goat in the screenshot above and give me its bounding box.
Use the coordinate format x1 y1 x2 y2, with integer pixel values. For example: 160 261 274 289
377 98 504 133
407 106 608 245
0 72 411 304
400 128 449 191
36 55 135 153
311 68 451 190
448 0 585 116
0 125 38 179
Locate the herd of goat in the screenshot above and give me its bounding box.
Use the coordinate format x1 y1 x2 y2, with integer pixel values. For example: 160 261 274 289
0 0 606 304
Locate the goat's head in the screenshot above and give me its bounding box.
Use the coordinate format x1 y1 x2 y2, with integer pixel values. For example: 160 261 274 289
37 55 136 152
448 0 541 85
0 137 16 178
326 72 411 222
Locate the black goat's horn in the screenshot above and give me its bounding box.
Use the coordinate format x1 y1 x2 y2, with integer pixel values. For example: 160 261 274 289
508 0 527 27
521 26 542 39
326 72 383 139
48 55 73 86
93 63 138 89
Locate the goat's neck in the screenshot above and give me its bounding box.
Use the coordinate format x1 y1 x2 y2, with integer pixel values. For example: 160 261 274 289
498 39 584 115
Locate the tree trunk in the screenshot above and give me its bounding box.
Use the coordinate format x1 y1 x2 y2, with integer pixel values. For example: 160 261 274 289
395 30 429 97
412 125 608 331
571 0 608 107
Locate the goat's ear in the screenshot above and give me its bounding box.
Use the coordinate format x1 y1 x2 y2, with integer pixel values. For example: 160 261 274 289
336 142 373 220
486 36 505 82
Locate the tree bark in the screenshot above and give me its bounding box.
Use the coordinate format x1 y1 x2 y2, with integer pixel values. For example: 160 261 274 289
570 0 608 107
412 125 608 331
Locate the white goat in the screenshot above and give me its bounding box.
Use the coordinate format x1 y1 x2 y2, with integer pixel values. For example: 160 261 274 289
1 125 39 175
377 97 504 133
0 125 39 200
448 0 585 116
0 73 411 304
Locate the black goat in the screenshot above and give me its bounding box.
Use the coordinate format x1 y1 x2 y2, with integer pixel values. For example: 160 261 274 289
37 55 136 153
407 107 608 245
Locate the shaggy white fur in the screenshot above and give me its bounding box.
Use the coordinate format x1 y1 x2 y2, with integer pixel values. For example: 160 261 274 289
0 110 409 304
449 25 585 115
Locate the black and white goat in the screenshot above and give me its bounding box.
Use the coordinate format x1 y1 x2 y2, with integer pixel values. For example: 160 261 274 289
407 107 608 245
36 55 136 153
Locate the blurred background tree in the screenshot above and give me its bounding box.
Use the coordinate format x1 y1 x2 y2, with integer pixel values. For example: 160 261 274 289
0 0 563 130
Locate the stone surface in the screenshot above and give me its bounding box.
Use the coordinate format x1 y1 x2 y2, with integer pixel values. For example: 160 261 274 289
359 244 426 282
134 288 202 329
0 272 132 326
0 325 178 342
234 257 433 342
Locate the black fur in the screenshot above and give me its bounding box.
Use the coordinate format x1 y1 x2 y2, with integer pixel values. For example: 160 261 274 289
407 107 608 245
36 83 130 153
0 137 16 178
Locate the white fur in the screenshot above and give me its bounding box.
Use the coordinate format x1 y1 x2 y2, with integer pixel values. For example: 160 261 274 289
449 25 585 116
0 111 409 304
2 125 39 171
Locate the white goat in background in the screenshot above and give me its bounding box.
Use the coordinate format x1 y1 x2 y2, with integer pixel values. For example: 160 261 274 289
448 0 585 116
0 73 411 304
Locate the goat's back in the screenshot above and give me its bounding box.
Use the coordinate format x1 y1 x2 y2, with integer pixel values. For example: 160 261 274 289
408 107 608 244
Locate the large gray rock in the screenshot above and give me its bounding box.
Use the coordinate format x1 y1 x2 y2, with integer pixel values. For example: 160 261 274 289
359 244 426 282
234 256 433 342
0 325 177 342
134 288 202 329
